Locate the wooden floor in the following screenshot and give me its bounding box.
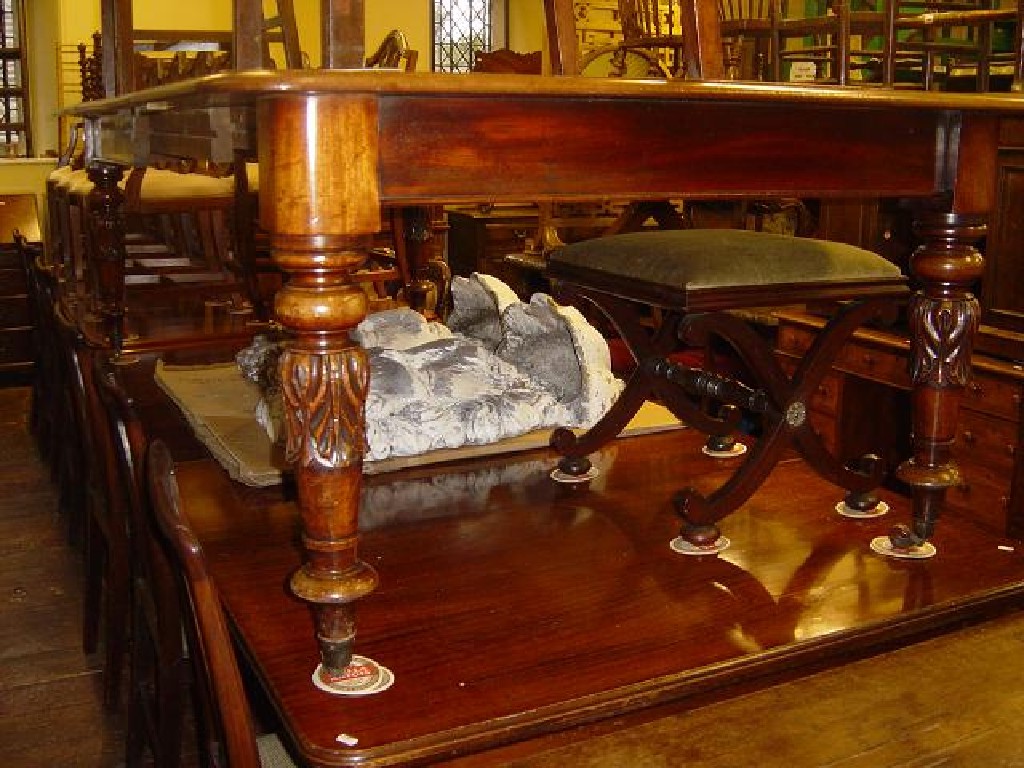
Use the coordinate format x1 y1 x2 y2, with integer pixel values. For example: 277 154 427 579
4 382 1024 767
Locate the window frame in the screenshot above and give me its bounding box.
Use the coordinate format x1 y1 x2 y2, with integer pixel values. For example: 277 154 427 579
0 0 30 156
431 0 509 72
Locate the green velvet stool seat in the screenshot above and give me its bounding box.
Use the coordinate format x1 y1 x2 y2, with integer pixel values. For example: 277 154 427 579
545 228 909 551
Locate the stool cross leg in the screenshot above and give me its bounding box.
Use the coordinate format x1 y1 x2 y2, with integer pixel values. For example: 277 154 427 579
545 228 909 551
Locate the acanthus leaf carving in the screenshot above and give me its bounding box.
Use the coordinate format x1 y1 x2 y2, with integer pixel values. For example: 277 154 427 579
908 293 978 388
281 345 369 470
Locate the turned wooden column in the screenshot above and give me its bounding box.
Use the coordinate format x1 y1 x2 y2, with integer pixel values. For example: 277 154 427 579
897 212 986 540
85 161 128 353
260 94 380 676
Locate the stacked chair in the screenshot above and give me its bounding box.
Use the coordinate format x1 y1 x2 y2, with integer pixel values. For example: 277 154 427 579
145 439 296 767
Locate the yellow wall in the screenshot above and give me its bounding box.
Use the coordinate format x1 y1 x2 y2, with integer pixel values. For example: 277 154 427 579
0 159 56 234
27 0 61 158
52 1 548 72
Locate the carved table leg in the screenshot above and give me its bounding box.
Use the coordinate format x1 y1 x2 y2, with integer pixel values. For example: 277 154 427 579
261 95 382 684
896 212 986 544
85 162 127 353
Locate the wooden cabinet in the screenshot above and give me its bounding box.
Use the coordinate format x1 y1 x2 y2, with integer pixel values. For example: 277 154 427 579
0 244 33 383
776 309 1024 538
0 194 40 385
979 118 1024 354
445 203 622 298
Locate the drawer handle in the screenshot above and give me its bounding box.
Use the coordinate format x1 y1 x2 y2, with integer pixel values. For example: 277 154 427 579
969 382 983 396
1009 444 1016 457
1014 393 1022 406
1002 496 1010 510
862 354 875 367
961 430 976 446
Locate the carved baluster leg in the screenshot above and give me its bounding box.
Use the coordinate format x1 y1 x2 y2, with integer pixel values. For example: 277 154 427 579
896 212 986 543
85 162 127 353
261 95 381 680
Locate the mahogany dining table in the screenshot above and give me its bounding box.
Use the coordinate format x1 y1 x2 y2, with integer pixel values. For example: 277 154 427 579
116 346 1024 767
67 68 1024 762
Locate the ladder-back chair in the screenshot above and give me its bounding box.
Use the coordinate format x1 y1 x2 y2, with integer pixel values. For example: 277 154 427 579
146 439 296 768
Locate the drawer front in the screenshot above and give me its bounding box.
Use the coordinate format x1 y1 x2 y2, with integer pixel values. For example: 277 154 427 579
807 409 838 455
946 461 1012 536
777 354 842 415
0 327 32 365
834 342 910 388
0 250 22 270
954 410 1017 470
0 268 26 297
481 223 531 256
963 373 1023 422
776 324 815 357
0 296 29 328
777 322 910 388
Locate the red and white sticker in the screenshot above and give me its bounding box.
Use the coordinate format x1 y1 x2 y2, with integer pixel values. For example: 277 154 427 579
312 655 395 696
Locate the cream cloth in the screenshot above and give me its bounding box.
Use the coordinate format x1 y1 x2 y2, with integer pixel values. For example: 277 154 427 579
155 360 683 487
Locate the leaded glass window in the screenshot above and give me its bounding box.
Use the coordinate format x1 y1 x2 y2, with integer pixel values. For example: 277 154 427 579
0 0 29 156
433 0 506 72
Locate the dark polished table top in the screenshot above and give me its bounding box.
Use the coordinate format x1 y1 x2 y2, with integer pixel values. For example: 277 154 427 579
119 350 1024 766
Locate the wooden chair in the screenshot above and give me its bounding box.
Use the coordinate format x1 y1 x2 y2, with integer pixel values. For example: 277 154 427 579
719 0 779 80
54 300 129 710
773 0 854 84
878 0 1022 91
69 162 251 352
18 234 56 465
472 48 544 73
617 0 692 76
92 354 179 766
773 0 1022 90
365 28 418 71
146 439 296 768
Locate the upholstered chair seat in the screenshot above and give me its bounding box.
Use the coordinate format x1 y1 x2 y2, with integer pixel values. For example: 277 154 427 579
547 229 905 310
65 166 235 204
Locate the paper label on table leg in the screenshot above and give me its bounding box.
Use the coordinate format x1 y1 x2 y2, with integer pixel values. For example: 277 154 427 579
312 656 394 696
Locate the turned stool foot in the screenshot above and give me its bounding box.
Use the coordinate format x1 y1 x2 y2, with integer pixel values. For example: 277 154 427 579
551 452 598 484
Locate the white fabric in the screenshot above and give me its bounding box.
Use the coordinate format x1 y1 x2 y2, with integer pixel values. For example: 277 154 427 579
256 733 297 767
245 275 625 463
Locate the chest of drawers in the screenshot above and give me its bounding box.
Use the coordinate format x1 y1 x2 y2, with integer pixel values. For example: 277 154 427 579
775 309 1023 538
0 195 41 386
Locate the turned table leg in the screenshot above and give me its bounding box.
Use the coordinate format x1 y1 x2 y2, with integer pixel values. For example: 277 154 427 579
896 212 986 542
85 161 128 353
260 95 381 681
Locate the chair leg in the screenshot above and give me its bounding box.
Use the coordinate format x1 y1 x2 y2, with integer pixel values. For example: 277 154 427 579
82 511 102 655
102 546 130 710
